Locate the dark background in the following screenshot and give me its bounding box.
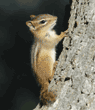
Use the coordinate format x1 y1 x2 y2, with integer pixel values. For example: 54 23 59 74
0 0 70 109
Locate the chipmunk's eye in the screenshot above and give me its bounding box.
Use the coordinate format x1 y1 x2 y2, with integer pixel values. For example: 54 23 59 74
39 20 46 24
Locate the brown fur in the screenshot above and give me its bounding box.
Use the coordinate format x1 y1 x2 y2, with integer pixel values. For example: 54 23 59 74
26 14 68 105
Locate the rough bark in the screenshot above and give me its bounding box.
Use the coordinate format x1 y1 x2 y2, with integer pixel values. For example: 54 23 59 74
34 0 95 109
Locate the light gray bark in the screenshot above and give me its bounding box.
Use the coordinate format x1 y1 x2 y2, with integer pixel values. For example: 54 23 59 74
34 0 95 109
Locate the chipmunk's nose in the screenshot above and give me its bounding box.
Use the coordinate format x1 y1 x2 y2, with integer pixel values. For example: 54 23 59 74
26 21 32 26
54 16 57 21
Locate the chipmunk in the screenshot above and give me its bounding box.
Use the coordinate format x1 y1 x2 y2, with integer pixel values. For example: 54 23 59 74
26 14 68 105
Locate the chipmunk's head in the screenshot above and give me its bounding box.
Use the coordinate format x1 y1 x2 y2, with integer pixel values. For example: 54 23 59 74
26 14 57 35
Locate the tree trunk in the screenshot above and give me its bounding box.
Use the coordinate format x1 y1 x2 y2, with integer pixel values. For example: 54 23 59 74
34 0 95 109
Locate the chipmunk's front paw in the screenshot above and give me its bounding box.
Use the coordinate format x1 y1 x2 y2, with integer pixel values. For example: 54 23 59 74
64 29 68 33
64 29 68 36
60 29 68 37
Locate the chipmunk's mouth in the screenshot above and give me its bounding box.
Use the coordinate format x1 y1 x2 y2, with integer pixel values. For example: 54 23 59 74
50 20 57 30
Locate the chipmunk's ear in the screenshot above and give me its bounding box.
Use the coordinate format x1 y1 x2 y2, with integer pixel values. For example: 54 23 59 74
30 15 36 19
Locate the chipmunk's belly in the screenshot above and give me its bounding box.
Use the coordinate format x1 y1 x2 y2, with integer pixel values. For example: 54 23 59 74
39 48 56 63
